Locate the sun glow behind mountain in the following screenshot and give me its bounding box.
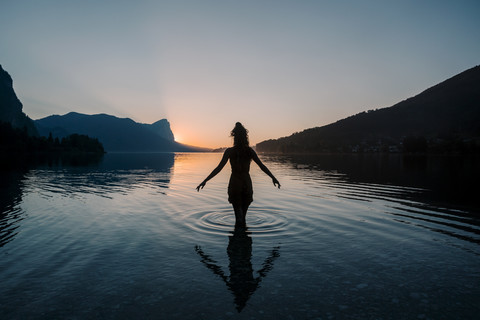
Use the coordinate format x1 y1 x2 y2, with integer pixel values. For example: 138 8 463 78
1 1 479 148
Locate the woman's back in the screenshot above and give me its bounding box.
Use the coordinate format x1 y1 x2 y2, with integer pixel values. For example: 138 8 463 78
228 146 252 177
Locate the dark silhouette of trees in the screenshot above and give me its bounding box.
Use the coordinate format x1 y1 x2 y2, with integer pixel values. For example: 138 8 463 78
60 134 105 154
0 121 105 155
403 136 427 153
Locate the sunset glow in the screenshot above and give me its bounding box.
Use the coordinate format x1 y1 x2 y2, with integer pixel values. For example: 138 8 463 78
1 1 479 148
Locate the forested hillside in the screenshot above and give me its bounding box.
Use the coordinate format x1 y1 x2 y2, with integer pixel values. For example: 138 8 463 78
257 65 480 154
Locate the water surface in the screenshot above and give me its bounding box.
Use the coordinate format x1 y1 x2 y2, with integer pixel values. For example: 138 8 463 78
1 153 479 319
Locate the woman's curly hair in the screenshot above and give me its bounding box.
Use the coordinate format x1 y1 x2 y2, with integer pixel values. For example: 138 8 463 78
230 122 249 147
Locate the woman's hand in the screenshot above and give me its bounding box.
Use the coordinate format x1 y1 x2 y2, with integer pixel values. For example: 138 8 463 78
196 180 206 192
272 177 281 189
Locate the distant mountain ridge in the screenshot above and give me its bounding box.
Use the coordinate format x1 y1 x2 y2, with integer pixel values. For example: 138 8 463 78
35 112 203 152
0 64 37 135
257 65 480 154
1 64 206 152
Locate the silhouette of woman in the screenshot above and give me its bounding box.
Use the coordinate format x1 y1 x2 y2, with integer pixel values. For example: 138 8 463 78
196 122 280 227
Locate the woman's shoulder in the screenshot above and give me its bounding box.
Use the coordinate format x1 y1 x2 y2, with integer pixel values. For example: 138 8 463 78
223 147 234 156
245 147 257 159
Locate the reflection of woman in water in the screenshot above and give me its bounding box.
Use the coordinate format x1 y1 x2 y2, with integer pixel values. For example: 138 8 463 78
196 122 280 226
195 227 280 312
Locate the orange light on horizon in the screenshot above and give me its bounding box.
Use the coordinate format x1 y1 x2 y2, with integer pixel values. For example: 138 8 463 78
174 128 272 150
173 131 217 149
171 123 232 149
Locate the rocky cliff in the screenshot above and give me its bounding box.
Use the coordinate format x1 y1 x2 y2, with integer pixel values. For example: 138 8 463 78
0 65 37 135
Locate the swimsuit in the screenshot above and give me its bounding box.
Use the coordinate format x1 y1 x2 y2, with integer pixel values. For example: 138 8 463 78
227 147 253 206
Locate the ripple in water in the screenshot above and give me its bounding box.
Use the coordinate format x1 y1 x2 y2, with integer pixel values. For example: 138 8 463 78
181 207 290 237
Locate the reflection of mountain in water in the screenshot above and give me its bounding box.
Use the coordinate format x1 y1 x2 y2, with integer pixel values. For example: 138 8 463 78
0 171 26 247
0 153 175 247
27 153 175 198
266 154 479 210
264 153 480 244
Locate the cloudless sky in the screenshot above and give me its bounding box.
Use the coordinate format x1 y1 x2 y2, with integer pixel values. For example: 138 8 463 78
1 0 479 148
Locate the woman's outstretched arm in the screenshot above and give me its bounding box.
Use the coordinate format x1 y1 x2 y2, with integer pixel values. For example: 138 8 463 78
251 149 281 188
196 148 231 191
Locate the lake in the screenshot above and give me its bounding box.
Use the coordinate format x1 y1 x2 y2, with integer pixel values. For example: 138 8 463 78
1 152 479 319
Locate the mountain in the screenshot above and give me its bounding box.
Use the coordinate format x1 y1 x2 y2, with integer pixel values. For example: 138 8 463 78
257 65 480 154
35 112 204 152
141 119 175 142
0 65 37 135
1 65 104 157
1 65 199 154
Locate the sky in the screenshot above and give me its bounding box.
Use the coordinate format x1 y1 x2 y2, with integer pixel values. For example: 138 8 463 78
1 0 479 148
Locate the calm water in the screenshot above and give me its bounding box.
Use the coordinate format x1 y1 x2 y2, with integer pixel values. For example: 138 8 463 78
1 153 479 319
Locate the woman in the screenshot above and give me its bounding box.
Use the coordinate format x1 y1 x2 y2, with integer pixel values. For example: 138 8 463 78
196 122 280 227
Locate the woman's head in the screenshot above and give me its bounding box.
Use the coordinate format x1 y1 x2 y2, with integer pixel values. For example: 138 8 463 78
230 122 249 147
